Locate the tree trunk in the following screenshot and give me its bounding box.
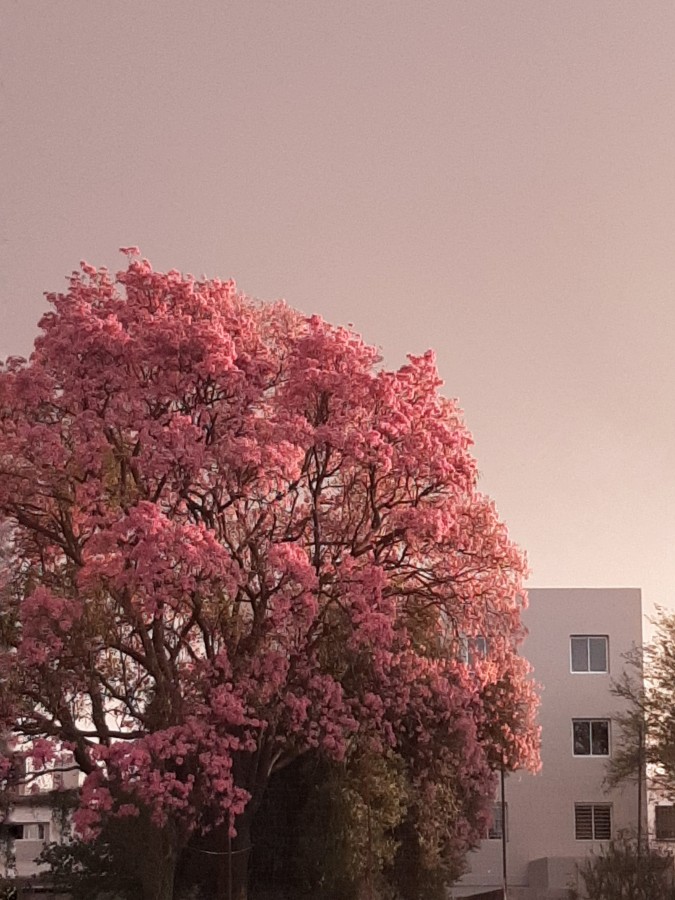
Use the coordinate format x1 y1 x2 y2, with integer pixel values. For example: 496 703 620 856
137 822 179 900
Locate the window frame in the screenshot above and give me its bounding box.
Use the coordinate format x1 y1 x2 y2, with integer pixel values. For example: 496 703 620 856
572 718 611 757
570 635 609 674
574 803 612 841
22 822 48 841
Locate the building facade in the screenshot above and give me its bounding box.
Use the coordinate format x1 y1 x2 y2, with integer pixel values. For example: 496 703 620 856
452 587 645 900
0 759 78 892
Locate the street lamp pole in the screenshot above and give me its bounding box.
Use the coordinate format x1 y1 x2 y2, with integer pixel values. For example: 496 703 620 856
501 758 507 900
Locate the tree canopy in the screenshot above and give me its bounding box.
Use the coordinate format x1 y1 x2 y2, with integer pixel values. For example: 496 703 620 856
0 251 539 899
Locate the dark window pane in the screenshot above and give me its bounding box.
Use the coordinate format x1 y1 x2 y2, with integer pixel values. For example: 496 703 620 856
655 806 675 841
589 637 608 672
0 824 23 841
473 636 488 659
593 806 611 839
591 721 609 755
571 638 589 672
488 804 503 839
573 721 591 755
457 636 469 664
575 805 593 839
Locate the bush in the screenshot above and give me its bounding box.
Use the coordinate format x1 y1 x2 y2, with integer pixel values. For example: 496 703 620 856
568 833 675 900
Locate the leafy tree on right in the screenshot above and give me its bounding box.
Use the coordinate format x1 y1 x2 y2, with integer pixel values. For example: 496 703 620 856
607 610 675 798
591 609 675 900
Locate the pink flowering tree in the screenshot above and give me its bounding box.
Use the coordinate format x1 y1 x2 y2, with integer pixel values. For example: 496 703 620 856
0 252 538 900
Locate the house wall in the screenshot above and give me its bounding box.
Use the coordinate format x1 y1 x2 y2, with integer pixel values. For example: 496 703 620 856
0 763 78 881
0 801 57 878
453 587 645 899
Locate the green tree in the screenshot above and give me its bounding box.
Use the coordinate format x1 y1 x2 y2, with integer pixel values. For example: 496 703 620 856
606 610 675 798
293 753 407 900
38 827 144 900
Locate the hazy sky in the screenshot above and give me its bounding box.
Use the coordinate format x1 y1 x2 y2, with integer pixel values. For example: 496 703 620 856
2 1 675 627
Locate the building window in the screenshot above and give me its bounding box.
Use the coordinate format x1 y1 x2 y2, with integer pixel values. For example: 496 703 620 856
573 719 610 756
655 806 675 841
570 635 608 673
575 804 612 840
486 803 507 840
458 634 489 666
23 823 48 841
0 823 49 841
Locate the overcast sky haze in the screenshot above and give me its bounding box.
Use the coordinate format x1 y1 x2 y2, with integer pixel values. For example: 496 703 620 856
2 1 675 628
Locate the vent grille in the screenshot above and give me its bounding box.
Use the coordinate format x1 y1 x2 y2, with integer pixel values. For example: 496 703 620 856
575 804 611 840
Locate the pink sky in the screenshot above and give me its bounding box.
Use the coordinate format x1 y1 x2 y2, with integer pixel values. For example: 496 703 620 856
2 1 675 624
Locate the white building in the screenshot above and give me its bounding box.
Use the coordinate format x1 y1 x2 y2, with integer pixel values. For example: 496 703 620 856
452 587 645 900
0 758 78 894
